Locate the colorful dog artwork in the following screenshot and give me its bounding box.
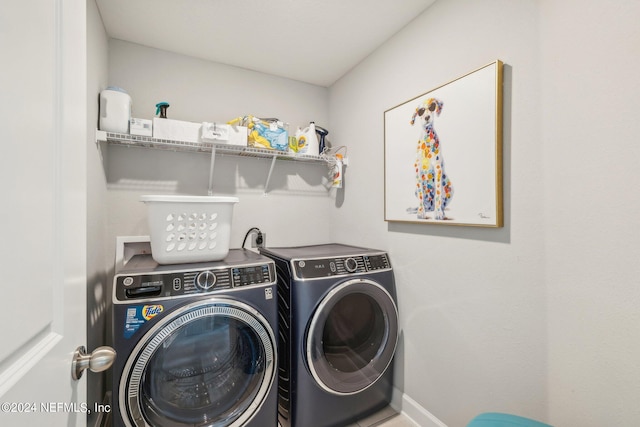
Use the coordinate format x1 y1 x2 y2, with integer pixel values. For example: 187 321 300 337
410 97 453 220
384 61 503 227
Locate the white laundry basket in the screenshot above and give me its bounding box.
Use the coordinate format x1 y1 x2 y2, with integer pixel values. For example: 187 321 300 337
140 195 239 264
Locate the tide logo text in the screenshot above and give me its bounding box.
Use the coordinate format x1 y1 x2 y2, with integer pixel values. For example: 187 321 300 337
142 305 163 320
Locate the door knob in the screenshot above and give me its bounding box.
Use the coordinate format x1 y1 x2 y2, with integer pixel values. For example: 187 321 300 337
71 346 116 380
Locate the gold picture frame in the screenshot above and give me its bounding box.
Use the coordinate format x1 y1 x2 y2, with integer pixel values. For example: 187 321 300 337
384 60 503 227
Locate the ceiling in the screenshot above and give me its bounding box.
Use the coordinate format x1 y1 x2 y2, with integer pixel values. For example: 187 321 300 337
95 0 436 87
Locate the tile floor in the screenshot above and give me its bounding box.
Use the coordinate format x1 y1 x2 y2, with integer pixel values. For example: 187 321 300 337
346 406 418 427
107 403 418 427
374 414 419 427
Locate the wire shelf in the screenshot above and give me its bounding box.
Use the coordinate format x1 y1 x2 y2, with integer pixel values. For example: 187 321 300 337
99 131 326 163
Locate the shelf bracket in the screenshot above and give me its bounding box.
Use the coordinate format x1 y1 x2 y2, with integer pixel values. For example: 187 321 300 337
263 156 277 196
95 129 107 143
207 144 216 196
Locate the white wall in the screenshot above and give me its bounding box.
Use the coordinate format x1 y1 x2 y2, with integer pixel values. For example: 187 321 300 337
331 1 544 426
540 1 640 426
86 0 110 424
105 40 334 254
330 0 640 426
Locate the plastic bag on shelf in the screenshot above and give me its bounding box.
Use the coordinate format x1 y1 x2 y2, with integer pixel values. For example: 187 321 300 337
228 115 289 151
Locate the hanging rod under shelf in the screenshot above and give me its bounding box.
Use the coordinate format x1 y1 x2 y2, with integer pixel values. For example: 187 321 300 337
96 130 327 163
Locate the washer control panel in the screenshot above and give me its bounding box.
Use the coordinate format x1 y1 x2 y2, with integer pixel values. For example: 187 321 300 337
293 253 391 279
115 263 274 301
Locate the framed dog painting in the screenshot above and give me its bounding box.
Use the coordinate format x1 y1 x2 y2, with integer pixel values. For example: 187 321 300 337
384 60 503 227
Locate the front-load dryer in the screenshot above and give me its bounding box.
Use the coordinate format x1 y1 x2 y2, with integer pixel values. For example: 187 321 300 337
112 249 278 427
260 244 398 427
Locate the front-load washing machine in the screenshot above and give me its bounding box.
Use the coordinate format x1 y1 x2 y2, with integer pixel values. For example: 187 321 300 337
260 244 398 427
112 248 278 427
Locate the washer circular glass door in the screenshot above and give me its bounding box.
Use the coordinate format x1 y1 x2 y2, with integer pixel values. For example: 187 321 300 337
306 278 398 395
120 298 276 427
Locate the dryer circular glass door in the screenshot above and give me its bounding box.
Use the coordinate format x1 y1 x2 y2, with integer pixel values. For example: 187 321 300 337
119 298 276 427
306 278 398 395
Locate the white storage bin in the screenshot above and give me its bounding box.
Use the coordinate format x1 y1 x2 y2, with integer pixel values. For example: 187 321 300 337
140 195 239 264
130 118 152 136
153 118 202 143
201 123 248 146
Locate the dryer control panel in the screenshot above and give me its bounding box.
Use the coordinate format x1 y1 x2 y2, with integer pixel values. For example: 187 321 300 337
115 263 274 302
293 253 391 280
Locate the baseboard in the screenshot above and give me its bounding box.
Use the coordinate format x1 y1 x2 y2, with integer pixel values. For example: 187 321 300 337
390 387 448 427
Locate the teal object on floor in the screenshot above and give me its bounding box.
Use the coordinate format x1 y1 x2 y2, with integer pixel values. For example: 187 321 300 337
467 412 553 427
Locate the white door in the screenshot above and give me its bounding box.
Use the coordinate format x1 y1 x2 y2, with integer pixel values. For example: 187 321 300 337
0 0 95 426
